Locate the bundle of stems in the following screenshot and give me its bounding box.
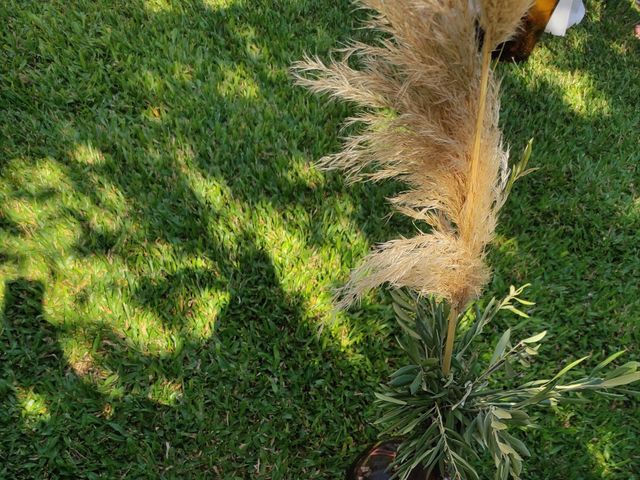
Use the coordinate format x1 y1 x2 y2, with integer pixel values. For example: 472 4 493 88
293 0 533 375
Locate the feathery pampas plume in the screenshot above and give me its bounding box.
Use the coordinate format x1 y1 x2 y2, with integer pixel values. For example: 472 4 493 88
293 0 532 371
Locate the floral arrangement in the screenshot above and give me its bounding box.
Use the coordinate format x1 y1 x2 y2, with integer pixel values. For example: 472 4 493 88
293 1 640 478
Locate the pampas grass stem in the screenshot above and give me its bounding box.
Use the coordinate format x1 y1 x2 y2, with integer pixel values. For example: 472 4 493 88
442 306 460 375
443 34 494 376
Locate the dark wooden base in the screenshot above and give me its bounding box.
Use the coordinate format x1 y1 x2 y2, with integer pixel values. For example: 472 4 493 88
346 441 430 480
494 0 560 62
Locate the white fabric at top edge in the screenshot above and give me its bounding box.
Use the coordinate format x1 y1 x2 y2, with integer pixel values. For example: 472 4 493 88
545 0 586 36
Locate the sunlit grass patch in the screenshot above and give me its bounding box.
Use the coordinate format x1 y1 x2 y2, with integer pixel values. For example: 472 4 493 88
16 387 51 425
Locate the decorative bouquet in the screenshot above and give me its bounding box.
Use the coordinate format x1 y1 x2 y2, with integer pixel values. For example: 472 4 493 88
293 1 640 478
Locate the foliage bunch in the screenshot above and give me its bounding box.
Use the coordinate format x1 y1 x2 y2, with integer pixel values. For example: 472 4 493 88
377 287 640 479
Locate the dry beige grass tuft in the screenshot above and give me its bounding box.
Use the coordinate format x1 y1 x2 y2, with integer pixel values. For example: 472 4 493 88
480 0 535 46
292 1 531 317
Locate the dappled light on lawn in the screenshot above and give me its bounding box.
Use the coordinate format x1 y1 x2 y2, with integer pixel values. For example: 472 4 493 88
1 0 639 478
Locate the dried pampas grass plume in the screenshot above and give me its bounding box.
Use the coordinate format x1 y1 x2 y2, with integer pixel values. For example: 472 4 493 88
292 0 531 371
479 0 535 46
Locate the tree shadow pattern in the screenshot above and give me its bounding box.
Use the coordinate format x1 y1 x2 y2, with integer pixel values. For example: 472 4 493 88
1 1 404 478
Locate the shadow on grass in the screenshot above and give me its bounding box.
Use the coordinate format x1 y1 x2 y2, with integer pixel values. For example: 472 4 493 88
0 250 386 478
0 1 401 478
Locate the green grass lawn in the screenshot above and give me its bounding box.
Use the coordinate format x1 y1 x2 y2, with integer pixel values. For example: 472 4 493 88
1 0 639 478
